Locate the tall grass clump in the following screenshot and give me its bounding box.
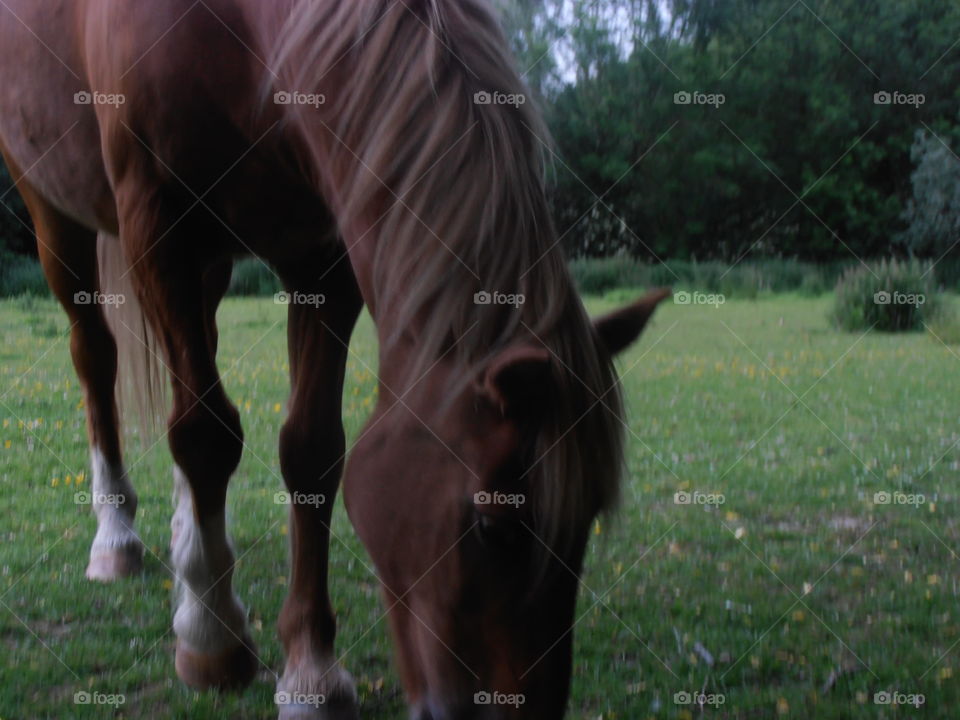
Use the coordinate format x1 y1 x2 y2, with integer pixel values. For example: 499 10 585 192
831 259 944 331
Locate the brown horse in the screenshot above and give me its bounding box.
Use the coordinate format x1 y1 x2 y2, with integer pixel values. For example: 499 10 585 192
0 0 668 717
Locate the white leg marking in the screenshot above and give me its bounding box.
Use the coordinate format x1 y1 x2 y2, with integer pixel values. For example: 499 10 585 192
278 650 357 697
277 652 358 720
88 447 140 555
171 466 248 654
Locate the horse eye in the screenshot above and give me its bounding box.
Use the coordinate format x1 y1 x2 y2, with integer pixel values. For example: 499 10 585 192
473 510 525 548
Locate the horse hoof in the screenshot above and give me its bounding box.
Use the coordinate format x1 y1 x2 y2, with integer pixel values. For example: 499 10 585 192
276 667 359 720
175 635 258 691
85 544 143 581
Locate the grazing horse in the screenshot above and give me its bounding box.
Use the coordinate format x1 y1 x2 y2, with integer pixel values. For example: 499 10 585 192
0 0 668 717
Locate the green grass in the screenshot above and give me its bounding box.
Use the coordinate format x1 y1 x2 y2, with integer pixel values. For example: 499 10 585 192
1 293 959 719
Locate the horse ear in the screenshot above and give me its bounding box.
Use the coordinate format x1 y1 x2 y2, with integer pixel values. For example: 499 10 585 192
593 287 671 356
480 346 553 417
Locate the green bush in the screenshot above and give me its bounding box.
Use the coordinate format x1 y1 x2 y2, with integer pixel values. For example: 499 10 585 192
569 256 844 298
797 270 830 296
831 259 944 332
0 253 944 311
939 256 960 292
926 312 960 345
0 254 285 299
568 257 620 294
0 254 48 297
227 257 281 296
924 294 960 344
717 264 762 299
0 255 288 299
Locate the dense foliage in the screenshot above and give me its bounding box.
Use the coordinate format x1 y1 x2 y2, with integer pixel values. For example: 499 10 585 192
3 0 960 273
500 0 960 262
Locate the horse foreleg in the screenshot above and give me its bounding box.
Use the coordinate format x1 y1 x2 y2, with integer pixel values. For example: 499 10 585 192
275 257 362 720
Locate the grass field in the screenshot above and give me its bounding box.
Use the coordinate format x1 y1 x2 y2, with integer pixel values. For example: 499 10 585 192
1 292 959 719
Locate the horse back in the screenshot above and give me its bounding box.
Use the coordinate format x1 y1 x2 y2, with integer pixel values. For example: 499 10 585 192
0 0 114 229
0 0 309 252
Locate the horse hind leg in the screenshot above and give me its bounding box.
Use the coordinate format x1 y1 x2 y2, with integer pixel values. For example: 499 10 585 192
10 174 143 581
161 286 257 690
119 218 256 689
169 257 232 553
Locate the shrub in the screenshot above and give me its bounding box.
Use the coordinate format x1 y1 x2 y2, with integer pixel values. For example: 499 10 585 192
717 264 762 299
937 256 960 292
569 256 844 298
0 254 48 297
227 257 281 296
569 256 649 294
569 256 623 294
926 312 960 345
831 259 944 332
797 270 829 296
925 294 960 344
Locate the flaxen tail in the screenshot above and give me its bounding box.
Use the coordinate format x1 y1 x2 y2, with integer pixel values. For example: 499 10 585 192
96 232 166 439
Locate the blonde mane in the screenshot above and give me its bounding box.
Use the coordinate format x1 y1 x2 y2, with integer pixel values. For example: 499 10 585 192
271 0 625 557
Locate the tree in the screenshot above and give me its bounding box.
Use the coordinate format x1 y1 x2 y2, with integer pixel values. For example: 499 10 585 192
900 129 960 259
498 0 960 262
